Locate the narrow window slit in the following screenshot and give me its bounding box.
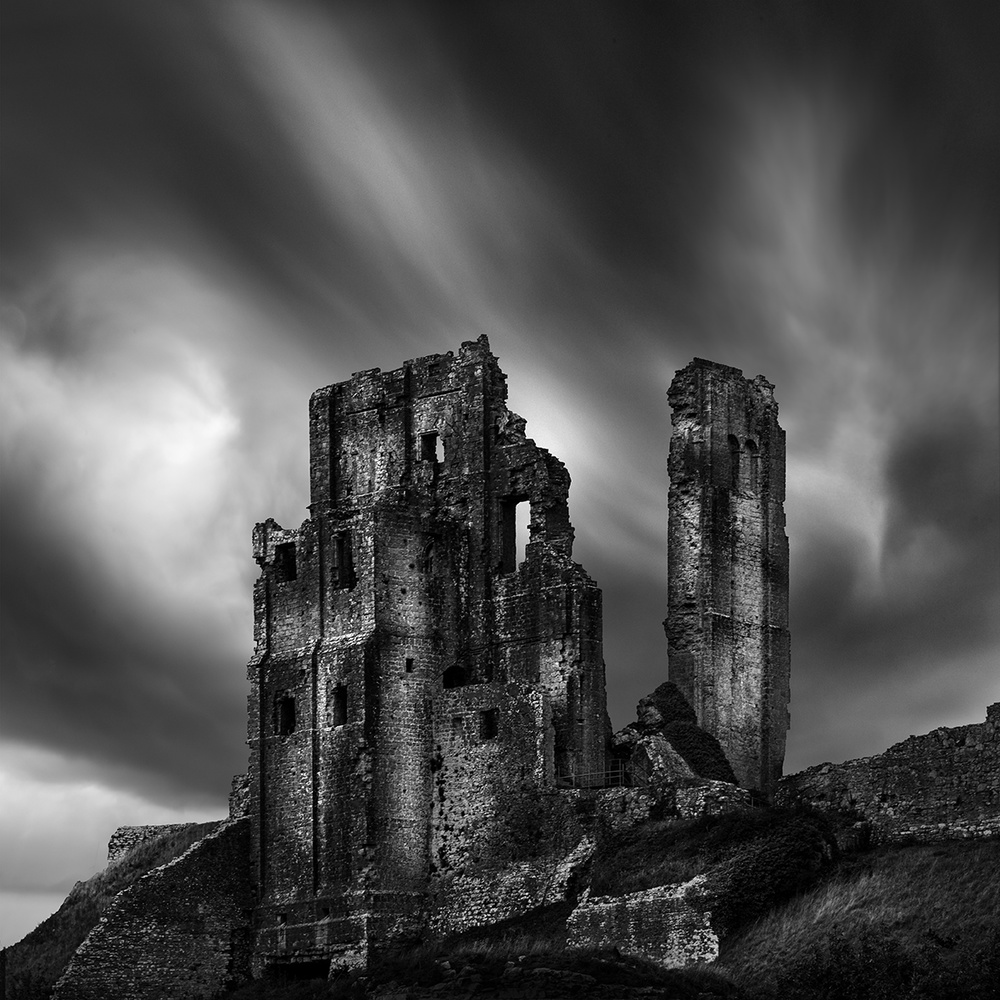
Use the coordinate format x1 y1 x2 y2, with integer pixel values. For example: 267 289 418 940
276 695 296 736
332 684 347 727
480 709 499 740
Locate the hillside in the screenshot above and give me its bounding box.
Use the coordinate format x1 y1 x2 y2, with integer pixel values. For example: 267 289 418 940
3 822 221 1000
218 818 1000 999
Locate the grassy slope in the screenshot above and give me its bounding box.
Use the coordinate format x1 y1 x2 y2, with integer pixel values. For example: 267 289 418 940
3 822 221 1000
721 838 1000 1000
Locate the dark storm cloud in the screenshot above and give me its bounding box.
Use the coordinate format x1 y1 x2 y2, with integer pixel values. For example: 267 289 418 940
0 468 246 803
1 0 453 347
0 0 996 863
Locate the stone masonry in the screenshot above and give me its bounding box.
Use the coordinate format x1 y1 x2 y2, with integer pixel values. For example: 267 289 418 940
778 704 1000 844
666 359 790 796
246 335 609 975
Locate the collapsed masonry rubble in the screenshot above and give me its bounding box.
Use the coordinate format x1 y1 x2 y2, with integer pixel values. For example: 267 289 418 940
10 340 995 999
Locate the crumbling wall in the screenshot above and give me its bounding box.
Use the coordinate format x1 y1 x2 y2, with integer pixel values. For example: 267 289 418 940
567 877 718 968
778 705 1000 843
53 819 252 1000
430 835 594 936
106 825 195 864
666 359 790 796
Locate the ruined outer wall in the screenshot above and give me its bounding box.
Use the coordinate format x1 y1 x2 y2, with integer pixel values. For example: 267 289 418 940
666 359 789 796
777 705 1000 843
106 824 196 864
53 819 252 1000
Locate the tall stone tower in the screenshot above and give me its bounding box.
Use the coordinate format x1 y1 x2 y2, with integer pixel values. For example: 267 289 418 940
666 359 790 796
245 335 607 974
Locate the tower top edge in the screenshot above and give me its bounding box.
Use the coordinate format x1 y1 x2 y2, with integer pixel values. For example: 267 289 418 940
310 334 497 400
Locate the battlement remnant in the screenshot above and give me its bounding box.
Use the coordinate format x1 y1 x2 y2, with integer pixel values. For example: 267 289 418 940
666 359 790 796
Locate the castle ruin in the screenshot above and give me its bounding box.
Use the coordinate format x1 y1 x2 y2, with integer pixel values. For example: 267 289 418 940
666 360 790 795
21 340 812 996
247 335 609 971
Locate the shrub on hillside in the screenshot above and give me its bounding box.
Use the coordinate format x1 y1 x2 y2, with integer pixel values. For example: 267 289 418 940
590 806 834 905
708 815 833 934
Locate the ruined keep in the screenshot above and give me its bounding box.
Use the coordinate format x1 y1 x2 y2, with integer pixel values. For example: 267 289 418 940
246 334 608 972
18 343 805 998
666 359 790 796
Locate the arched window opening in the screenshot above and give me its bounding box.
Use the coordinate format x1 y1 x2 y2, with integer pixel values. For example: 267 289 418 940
727 435 740 490
443 664 469 689
420 540 435 574
745 439 759 491
275 695 296 737
500 496 529 573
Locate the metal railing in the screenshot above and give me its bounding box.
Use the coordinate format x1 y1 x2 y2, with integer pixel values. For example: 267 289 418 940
555 758 651 789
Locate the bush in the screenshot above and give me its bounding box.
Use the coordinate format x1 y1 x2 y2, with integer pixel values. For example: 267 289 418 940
590 806 833 905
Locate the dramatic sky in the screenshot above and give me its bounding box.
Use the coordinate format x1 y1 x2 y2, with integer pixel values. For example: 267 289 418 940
2 0 997 944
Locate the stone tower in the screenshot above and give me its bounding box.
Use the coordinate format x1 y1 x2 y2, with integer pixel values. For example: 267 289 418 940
245 335 607 973
666 359 790 796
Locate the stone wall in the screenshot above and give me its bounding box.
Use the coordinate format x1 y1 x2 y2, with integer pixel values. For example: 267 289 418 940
53 819 252 1000
666 359 790 796
430 836 595 936
778 704 1000 843
106 824 196 864
567 877 718 968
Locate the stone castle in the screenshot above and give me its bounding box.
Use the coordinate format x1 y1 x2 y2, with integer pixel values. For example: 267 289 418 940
8 338 996 998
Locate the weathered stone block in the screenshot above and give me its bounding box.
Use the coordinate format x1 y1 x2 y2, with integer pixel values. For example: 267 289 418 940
567 876 718 968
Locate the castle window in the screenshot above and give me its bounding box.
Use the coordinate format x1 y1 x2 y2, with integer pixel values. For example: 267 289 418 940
745 439 759 491
420 540 435 573
480 708 499 740
728 435 740 490
405 657 415 673
276 695 296 737
331 531 355 590
443 664 468 689
421 432 444 464
274 542 297 582
500 496 529 574
332 684 348 727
